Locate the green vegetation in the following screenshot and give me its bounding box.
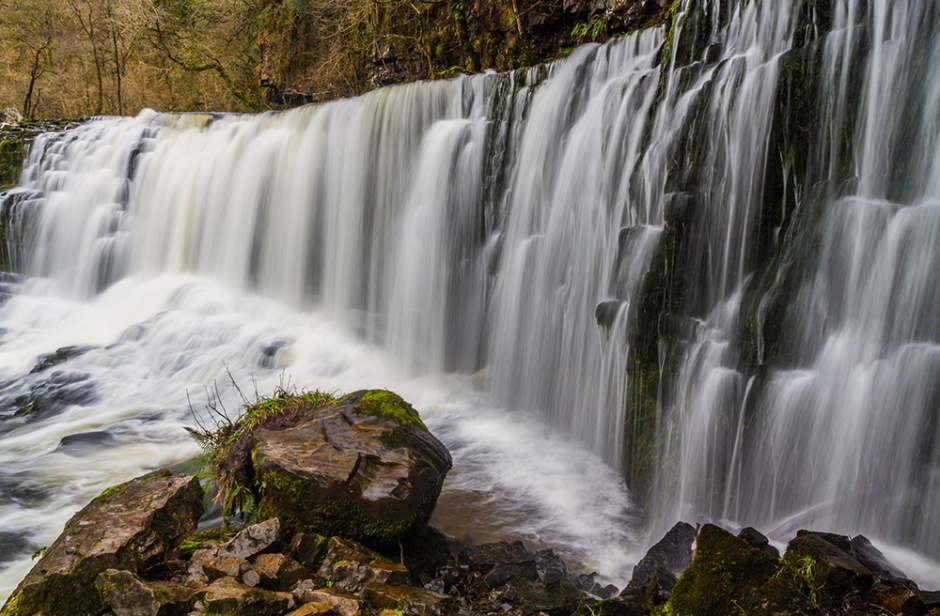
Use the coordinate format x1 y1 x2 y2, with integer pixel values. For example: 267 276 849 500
666 525 778 616
356 390 426 430
185 386 337 519
178 526 239 558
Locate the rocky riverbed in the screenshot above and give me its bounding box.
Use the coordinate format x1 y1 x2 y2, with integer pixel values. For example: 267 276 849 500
1 390 936 616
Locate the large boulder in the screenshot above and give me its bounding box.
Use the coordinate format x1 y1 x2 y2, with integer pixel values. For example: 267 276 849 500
751 530 884 615
667 524 778 616
848 535 908 581
627 521 697 589
0 470 203 616
767 532 876 613
252 390 452 550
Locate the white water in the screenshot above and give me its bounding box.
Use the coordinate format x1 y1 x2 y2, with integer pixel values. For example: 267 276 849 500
656 0 940 588
2 0 940 601
0 32 665 600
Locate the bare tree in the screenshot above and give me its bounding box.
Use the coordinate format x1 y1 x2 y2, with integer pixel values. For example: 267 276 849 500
0 0 60 118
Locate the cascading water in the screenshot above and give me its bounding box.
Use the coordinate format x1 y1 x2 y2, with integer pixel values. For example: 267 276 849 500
0 34 663 600
1 0 939 602
654 0 940 584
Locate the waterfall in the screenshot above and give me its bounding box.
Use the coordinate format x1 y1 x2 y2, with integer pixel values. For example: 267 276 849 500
655 0 940 575
1 0 939 600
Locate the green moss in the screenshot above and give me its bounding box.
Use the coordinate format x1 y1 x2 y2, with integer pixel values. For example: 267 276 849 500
667 525 779 616
93 470 172 504
186 387 337 518
2 570 105 616
0 590 24 616
178 526 239 558
96 482 129 501
352 390 427 430
0 138 25 190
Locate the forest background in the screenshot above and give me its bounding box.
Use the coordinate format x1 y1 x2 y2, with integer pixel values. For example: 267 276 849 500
0 0 669 119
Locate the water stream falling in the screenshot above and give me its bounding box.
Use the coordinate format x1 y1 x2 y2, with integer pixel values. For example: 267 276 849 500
1 0 939 600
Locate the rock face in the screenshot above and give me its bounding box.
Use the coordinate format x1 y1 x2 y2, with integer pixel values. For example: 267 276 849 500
668 524 779 616
0 470 203 616
252 390 452 550
627 521 697 589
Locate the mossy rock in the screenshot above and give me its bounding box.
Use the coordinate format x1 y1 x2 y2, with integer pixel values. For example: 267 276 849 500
250 390 452 553
666 524 779 616
0 470 203 616
179 526 242 558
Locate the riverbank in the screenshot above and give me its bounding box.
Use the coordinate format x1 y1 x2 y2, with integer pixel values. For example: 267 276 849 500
3 388 936 616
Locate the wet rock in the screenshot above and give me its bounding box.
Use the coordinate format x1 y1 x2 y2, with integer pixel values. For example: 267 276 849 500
364 582 455 616
576 572 619 599
319 537 409 595
252 390 451 550
620 567 675 609
911 589 940 613
850 535 908 581
458 540 538 586
627 521 696 589
30 345 95 374
663 192 696 230
457 541 579 614
402 525 453 580
873 581 921 615
796 528 853 554
57 430 117 452
221 518 283 559
668 524 778 616
13 370 98 421
738 526 780 558
606 0 665 34
1 470 203 616
96 569 195 616
785 533 875 598
423 564 463 595
289 532 331 570
259 339 288 368
198 576 293 615
753 531 881 615
595 299 625 330
252 553 312 591
535 549 570 586
295 588 363 616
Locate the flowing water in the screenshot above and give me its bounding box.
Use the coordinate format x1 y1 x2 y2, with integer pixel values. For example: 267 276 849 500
1 0 939 601
654 0 940 582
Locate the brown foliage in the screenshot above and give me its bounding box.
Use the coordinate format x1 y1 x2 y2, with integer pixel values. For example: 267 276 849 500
0 0 666 118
